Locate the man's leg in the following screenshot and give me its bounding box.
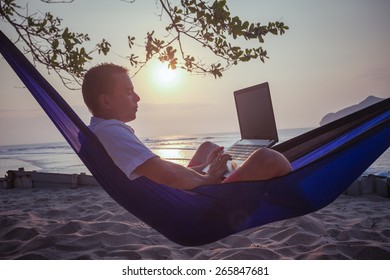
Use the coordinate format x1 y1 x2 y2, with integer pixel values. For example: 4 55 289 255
187 141 220 168
222 148 292 183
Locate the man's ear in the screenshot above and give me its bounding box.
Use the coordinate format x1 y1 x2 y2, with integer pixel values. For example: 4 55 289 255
97 94 111 110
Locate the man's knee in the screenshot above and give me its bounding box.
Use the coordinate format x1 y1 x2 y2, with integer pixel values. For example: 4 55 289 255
196 141 220 157
198 141 218 151
266 149 292 176
189 141 219 167
250 148 292 176
248 148 275 162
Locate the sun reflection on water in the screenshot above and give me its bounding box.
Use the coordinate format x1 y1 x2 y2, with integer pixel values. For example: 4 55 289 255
153 148 193 165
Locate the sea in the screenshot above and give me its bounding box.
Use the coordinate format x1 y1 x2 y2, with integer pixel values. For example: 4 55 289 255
0 128 389 178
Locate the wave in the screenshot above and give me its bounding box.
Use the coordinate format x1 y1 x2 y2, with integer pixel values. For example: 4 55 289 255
149 147 197 151
143 137 199 145
0 142 72 155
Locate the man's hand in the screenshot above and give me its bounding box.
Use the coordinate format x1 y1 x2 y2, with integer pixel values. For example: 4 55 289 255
205 146 225 165
206 152 232 180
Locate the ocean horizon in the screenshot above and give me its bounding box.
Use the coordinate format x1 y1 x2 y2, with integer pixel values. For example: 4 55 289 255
1 128 389 178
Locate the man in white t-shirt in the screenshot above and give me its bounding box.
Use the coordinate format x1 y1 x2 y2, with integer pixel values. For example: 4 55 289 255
82 63 291 190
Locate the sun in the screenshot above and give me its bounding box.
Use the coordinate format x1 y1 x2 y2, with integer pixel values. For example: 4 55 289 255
156 64 178 85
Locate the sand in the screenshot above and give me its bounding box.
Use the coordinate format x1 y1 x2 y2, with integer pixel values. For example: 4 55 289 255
0 186 389 260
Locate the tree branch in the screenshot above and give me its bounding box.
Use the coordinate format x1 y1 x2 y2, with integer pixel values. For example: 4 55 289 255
1 0 289 86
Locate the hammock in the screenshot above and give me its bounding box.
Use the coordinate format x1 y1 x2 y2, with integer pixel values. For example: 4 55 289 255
1 30 389 246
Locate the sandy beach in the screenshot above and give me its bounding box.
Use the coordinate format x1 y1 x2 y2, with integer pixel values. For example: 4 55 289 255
0 185 389 260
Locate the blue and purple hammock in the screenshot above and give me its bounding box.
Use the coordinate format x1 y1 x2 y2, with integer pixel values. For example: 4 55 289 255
1 30 389 246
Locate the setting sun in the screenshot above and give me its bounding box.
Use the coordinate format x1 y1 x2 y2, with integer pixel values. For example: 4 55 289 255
156 64 178 85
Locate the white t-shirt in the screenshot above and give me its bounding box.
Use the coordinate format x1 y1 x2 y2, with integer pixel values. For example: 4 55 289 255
88 117 157 180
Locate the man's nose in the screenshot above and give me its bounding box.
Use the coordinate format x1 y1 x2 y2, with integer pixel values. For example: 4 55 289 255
134 92 141 102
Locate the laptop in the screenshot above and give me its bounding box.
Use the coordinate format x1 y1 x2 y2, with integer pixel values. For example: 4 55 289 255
204 82 279 176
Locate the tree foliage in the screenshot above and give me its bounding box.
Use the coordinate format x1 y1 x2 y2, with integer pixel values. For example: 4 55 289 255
0 0 110 89
0 0 288 88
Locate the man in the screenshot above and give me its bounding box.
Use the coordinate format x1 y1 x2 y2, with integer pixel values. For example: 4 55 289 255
82 63 292 190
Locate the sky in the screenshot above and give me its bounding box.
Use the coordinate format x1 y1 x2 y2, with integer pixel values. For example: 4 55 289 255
0 0 390 145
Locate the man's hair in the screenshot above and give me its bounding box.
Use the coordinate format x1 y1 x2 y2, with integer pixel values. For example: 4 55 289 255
82 63 128 113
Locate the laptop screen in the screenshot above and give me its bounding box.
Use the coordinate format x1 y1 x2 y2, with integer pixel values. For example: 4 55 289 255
234 82 278 141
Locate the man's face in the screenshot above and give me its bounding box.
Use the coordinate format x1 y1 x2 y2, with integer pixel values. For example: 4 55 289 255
108 73 140 122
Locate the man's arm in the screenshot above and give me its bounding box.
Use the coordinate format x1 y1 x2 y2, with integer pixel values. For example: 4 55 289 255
134 155 230 190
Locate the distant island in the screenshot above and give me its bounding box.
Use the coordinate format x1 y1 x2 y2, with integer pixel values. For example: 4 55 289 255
320 96 385 126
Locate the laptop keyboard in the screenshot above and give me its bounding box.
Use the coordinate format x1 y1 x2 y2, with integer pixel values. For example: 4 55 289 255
226 144 261 161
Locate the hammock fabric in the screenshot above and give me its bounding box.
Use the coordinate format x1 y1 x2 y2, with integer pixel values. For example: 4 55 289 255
1 30 389 246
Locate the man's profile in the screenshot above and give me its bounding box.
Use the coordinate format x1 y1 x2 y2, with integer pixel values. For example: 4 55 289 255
82 63 291 190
